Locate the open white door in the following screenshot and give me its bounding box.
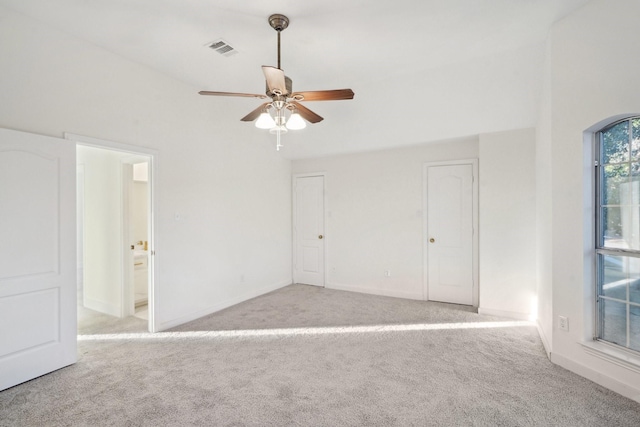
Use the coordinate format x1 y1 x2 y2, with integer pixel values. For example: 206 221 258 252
121 163 135 318
0 128 76 391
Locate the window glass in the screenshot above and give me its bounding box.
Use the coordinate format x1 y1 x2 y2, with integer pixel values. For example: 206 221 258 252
602 121 629 164
599 254 627 300
601 206 623 248
632 118 640 159
599 298 627 346
602 164 628 205
630 306 640 352
630 276 640 305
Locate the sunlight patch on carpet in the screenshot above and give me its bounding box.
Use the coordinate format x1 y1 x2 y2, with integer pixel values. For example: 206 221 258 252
78 320 533 341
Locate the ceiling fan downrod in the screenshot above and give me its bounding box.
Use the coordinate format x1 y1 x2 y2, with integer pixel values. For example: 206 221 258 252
268 14 289 70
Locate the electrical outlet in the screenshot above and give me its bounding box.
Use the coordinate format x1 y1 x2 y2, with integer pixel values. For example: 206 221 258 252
384 270 391 277
558 316 569 331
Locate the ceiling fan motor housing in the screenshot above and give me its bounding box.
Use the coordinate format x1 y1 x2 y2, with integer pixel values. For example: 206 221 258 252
266 76 293 97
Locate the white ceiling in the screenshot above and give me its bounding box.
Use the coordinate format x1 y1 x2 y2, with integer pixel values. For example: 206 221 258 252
0 0 589 158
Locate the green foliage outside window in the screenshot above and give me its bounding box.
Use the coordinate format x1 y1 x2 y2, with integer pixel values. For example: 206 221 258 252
600 119 640 245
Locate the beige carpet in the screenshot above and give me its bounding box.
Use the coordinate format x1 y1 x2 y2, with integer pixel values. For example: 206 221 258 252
1 284 640 426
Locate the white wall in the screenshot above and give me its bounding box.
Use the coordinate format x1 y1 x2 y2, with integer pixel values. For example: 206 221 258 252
538 0 640 401
536 39 554 355
293 131 538 321
479 129 537 320
0 6 292 330
292 137 479 300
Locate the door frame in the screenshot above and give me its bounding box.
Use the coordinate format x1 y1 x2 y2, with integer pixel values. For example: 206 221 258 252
422 159 479 306
292 172 327 287
65 133 160 332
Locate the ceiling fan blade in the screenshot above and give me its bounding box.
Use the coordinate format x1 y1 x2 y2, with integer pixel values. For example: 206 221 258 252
199 91 267 99
291 89 354 101
240 103 270 122
292 102 323 124
262 66 287 94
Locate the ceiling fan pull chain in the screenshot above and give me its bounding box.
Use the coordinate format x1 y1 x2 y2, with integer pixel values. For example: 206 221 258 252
276 119 282 151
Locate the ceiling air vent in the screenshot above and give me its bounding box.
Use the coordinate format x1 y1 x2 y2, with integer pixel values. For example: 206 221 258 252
207 39 238 57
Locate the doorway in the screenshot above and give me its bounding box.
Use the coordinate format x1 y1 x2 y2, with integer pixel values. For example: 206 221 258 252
423 160 478 306
69 133 157 332
293 174 325 287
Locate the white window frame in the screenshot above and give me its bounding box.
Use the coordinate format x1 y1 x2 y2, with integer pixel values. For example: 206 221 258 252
594 117 640 353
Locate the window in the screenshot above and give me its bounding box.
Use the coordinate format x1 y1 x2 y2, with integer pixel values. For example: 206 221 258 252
596 117 640 352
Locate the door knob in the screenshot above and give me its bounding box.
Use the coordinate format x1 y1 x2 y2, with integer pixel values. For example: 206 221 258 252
319 235 323 239
429 238 435 243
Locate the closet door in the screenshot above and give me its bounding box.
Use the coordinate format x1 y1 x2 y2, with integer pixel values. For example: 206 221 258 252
293 175 325 287
425 163 475 305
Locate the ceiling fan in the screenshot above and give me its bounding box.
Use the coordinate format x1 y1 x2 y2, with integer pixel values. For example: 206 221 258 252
199 14 355 150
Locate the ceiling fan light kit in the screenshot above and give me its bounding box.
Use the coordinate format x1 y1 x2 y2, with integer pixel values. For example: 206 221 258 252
199 13 354 151
255 110 276 129
285 111 306 130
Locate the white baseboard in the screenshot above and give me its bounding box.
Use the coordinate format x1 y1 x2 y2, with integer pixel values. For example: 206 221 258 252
477 306 531 321
325 282 423 301
157 280 292 331
550 351 640 403
83 296 120 317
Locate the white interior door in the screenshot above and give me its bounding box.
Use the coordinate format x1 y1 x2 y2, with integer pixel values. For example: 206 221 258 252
0 128 77 391
294 175 325 286
426 164 474 305
122 163 135 317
